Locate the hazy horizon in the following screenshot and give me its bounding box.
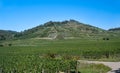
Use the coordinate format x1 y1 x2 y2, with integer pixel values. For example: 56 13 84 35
0 0 120 32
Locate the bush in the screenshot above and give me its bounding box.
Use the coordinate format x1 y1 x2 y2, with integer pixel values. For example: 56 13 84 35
8 44 12 47
44 53 57 59
103 37 109 40
0 44 3 47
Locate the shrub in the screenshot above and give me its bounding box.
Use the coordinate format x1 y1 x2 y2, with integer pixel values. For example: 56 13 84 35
8 44 12 47
0 44 3 47
103 37 109 40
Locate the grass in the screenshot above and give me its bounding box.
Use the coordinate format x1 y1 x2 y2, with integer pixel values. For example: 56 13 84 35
78 63 111 73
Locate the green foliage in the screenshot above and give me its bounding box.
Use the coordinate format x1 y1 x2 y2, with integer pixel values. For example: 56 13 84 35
0 55 77 73
1 38 120 60
0 38 119 72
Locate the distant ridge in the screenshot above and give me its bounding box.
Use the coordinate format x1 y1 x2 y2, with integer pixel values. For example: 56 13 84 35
108 27 120 32
0 30 17 40
108 28 120 37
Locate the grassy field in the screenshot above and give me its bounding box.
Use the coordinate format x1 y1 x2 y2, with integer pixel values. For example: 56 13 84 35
78 63 111 73
0 38 120 72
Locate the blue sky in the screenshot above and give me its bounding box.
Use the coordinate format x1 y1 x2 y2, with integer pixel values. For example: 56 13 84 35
0 0 120 32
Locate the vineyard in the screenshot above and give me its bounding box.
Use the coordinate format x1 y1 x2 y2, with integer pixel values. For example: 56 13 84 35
0 38 120 73
0 54 79 73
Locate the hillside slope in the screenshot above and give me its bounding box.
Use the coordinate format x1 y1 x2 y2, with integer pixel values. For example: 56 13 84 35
16 20 109 39
109 27 120 32
108 27 120 37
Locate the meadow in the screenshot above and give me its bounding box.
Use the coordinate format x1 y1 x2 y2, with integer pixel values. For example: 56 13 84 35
0 38 119 73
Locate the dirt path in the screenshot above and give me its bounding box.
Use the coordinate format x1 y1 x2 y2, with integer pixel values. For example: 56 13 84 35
78 60 120 73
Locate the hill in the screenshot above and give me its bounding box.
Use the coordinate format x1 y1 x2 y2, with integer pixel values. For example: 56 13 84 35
15 19 109 39
108 27 120 37
108 27 120 32
0 30 17 41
